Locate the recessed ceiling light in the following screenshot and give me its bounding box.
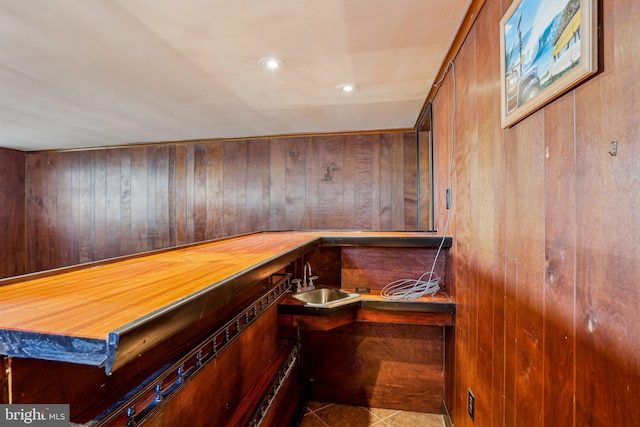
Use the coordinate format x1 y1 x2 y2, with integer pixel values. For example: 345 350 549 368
259 57 285 70
336 83 357 93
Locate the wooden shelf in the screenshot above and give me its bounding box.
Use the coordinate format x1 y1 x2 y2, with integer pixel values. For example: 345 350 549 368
0 231 447 373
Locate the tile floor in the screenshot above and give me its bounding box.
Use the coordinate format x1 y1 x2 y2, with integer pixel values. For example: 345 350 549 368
300 401 445 427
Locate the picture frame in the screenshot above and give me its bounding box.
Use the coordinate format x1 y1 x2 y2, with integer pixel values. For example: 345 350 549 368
500 0 598 128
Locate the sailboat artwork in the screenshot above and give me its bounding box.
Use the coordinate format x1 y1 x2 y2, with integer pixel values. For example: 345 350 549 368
499 0 597 128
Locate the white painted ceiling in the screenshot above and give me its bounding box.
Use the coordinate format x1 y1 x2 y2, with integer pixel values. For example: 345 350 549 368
0 0 471 151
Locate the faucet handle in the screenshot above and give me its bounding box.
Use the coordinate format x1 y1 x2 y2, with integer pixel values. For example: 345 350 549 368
307 275 318 290
292 278 302 292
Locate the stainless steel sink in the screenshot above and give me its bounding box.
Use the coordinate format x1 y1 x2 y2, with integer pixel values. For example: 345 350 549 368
290 288 360 307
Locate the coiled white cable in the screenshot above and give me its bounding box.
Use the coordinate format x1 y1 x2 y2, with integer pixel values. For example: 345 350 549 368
382 61 456 300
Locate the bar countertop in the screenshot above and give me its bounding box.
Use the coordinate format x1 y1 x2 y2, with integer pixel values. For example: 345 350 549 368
0 231 449 373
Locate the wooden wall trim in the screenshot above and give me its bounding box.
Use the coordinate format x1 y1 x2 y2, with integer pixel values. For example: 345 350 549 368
24 128 414 154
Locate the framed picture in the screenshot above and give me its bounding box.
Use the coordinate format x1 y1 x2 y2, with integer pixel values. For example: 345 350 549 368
500 0 598 128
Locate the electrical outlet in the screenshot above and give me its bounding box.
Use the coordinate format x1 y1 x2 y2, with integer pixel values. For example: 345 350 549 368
468 389 475 421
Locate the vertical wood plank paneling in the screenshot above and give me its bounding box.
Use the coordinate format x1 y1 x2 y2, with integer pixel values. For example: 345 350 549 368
222 141 239 236
44 154 59 269
235 140 248 234
432 71 455 418
154 146 170 249
342 135 356 229
129 147 147 254
0 149 25 278
20 131 424 275
245 140 264 233
418 130 433 231
378 134 393 229
543 92 576 426
269 139 287 231
474 2 497 423
285 138 307 229
465 34 481 424
430 0 640 425
75 151 94 263
317 136 344 229
304 137 319 229
167 145 177 247
574 1 640 425
432 76 453 237
502 127 519 427
353 135 372 229
450 30 474 426
146 146 158 250
205 142 224 239
403 132 418 230
119 150 133 256
174 145 188 246
93 151 107 261
390 133 405 230
488 2 506 425
513 111 545 426
370 134 381 230
25 154 46 272
105 149 121 259
185 144 195 243
69 152 82 265
260 139 271 231
193 143 207 241
57 151 74 266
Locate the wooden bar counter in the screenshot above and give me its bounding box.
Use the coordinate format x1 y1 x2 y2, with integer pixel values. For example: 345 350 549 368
0 231 444 374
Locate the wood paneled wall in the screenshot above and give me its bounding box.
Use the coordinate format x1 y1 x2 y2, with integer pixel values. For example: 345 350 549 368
0 148 26 278
433 0 640 425
23 132 423 273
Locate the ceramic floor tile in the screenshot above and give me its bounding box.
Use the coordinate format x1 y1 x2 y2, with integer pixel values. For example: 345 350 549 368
370 420 391 427
304 401 444 427
383 410 444 427
313 403 382 427
307 401 333 413
300 412 330 427
367 407 401 420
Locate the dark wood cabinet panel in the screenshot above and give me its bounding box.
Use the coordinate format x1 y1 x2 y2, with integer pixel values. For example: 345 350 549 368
301 323 444 413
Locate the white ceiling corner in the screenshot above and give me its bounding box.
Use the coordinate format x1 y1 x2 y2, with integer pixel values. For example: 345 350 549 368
0 0 472 151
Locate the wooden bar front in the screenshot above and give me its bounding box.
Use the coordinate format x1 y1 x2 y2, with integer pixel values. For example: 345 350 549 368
0 231 450 424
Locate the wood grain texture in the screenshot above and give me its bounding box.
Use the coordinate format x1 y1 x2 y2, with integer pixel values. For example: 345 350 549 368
341 247 446 290
9 273 278 423
143 304 287 427
543 92 576 426
418 130 434 230
431 0 640 425
0 232 319 339
301 323 444 413
21 132 419 274
574 0 640 424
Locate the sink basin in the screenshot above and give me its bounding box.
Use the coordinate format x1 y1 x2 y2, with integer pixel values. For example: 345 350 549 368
290 288 360 307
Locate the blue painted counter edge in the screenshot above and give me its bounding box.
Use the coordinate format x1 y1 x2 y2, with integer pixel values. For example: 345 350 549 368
0 330 119 373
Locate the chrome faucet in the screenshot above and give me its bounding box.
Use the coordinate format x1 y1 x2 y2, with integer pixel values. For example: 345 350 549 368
293 262 318 293
303 262 317 291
